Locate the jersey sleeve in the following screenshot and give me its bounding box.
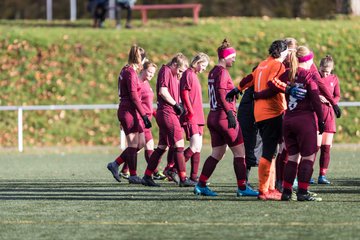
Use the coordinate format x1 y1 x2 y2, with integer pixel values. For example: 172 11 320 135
125 70 146 116
158 67 171 88
308 77 324 123
333 75 341 104
180 70 192 91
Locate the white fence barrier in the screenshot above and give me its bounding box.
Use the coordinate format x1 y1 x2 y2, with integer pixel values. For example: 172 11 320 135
0 102 358 152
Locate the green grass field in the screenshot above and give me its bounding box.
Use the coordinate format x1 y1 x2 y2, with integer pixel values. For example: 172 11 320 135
0 145 359 240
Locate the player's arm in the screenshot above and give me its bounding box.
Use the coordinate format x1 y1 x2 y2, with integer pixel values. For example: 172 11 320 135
159 87 184 115
333 76 341 104
308 78 325 133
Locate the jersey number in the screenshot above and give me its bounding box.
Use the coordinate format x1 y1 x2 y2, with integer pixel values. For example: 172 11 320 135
208 84 217 109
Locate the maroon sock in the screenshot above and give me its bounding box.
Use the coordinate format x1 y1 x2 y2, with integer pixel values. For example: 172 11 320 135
167 147 175 169
125 147 138 176
297 159 314 192
175 147 187 182
115 155 125 166
319 145 331 176
145 148 166 177
282 161 298 191
199 156 219 187
144 150 153 164
184 147 194 162
190 152 200 181
276 149 288 183
234 157 247 189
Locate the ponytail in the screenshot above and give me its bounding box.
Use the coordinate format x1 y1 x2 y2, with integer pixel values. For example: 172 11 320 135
288 50 298 85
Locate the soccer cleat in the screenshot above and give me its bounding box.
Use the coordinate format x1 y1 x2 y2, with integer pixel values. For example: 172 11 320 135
128 175 143 184
281 191 292 201
309 178 315 184
318 175 331 184
141 175 160 187
237 184 259 197
107 162 121 182
153 171 166 180
193 184 218 196
308 190 318 197
258 190 282 201
179 178 197 187
163 169 173 182
120 171 130 179
168 169 180 184
266 189 282 201
297 192 322 201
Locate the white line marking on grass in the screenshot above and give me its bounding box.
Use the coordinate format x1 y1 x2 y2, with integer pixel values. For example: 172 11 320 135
1 220 359 227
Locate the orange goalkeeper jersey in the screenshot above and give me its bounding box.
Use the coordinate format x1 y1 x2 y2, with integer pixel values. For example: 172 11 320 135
239 57 287 122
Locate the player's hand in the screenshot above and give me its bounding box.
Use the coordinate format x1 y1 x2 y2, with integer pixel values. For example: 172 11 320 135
286 85 307 100
173 103 184 116
332 104 341 118
318 121 325 134
142 115 152 129
152 110 157 117
185 112 193 121
227 110 236 129
226 88 242 102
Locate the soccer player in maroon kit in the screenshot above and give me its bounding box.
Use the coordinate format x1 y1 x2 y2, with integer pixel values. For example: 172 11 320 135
180 53 210 182
281 46 325 201
142 53 195 187
119 61 166 180
193 39 258 197
316 55 341 184
107 45 152 184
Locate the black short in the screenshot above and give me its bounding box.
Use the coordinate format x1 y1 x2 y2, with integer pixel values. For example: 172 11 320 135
256 114 283 161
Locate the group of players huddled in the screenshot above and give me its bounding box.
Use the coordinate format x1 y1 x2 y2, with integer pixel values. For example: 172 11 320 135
107 37 341 201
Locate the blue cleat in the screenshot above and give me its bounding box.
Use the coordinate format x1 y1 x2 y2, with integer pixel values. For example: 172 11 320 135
309 178 315 184
318 175 331 184
194 184 218 196
237 184 259 197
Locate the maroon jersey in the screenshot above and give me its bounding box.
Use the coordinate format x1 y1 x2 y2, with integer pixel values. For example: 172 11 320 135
208 65 236 114
284 67 323 122
118 65 145 117
180 68 205 125
318 74 340 104
156 65 179 114
140 80 154 118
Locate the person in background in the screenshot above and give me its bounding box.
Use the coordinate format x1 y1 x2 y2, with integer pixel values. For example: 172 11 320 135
194 39 258 197
281 46 324 201
180 53 210 183
107 44 151 184
142 53 194 187
88 0 109 28
316 55 341 184
115 0 136 29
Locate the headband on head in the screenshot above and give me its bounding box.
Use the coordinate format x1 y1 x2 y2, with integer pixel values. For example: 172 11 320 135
218 47 236 59
298 52 314 63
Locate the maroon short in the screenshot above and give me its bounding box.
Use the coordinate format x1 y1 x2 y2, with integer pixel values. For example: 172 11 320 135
207 111 243 147
283 112 317 156
156 110 184 146
321 104 336 133
183 124 204 141
118 108 142 135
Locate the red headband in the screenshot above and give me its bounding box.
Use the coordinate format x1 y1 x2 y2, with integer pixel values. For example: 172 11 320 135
218 47 236 59
298 52 314 63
